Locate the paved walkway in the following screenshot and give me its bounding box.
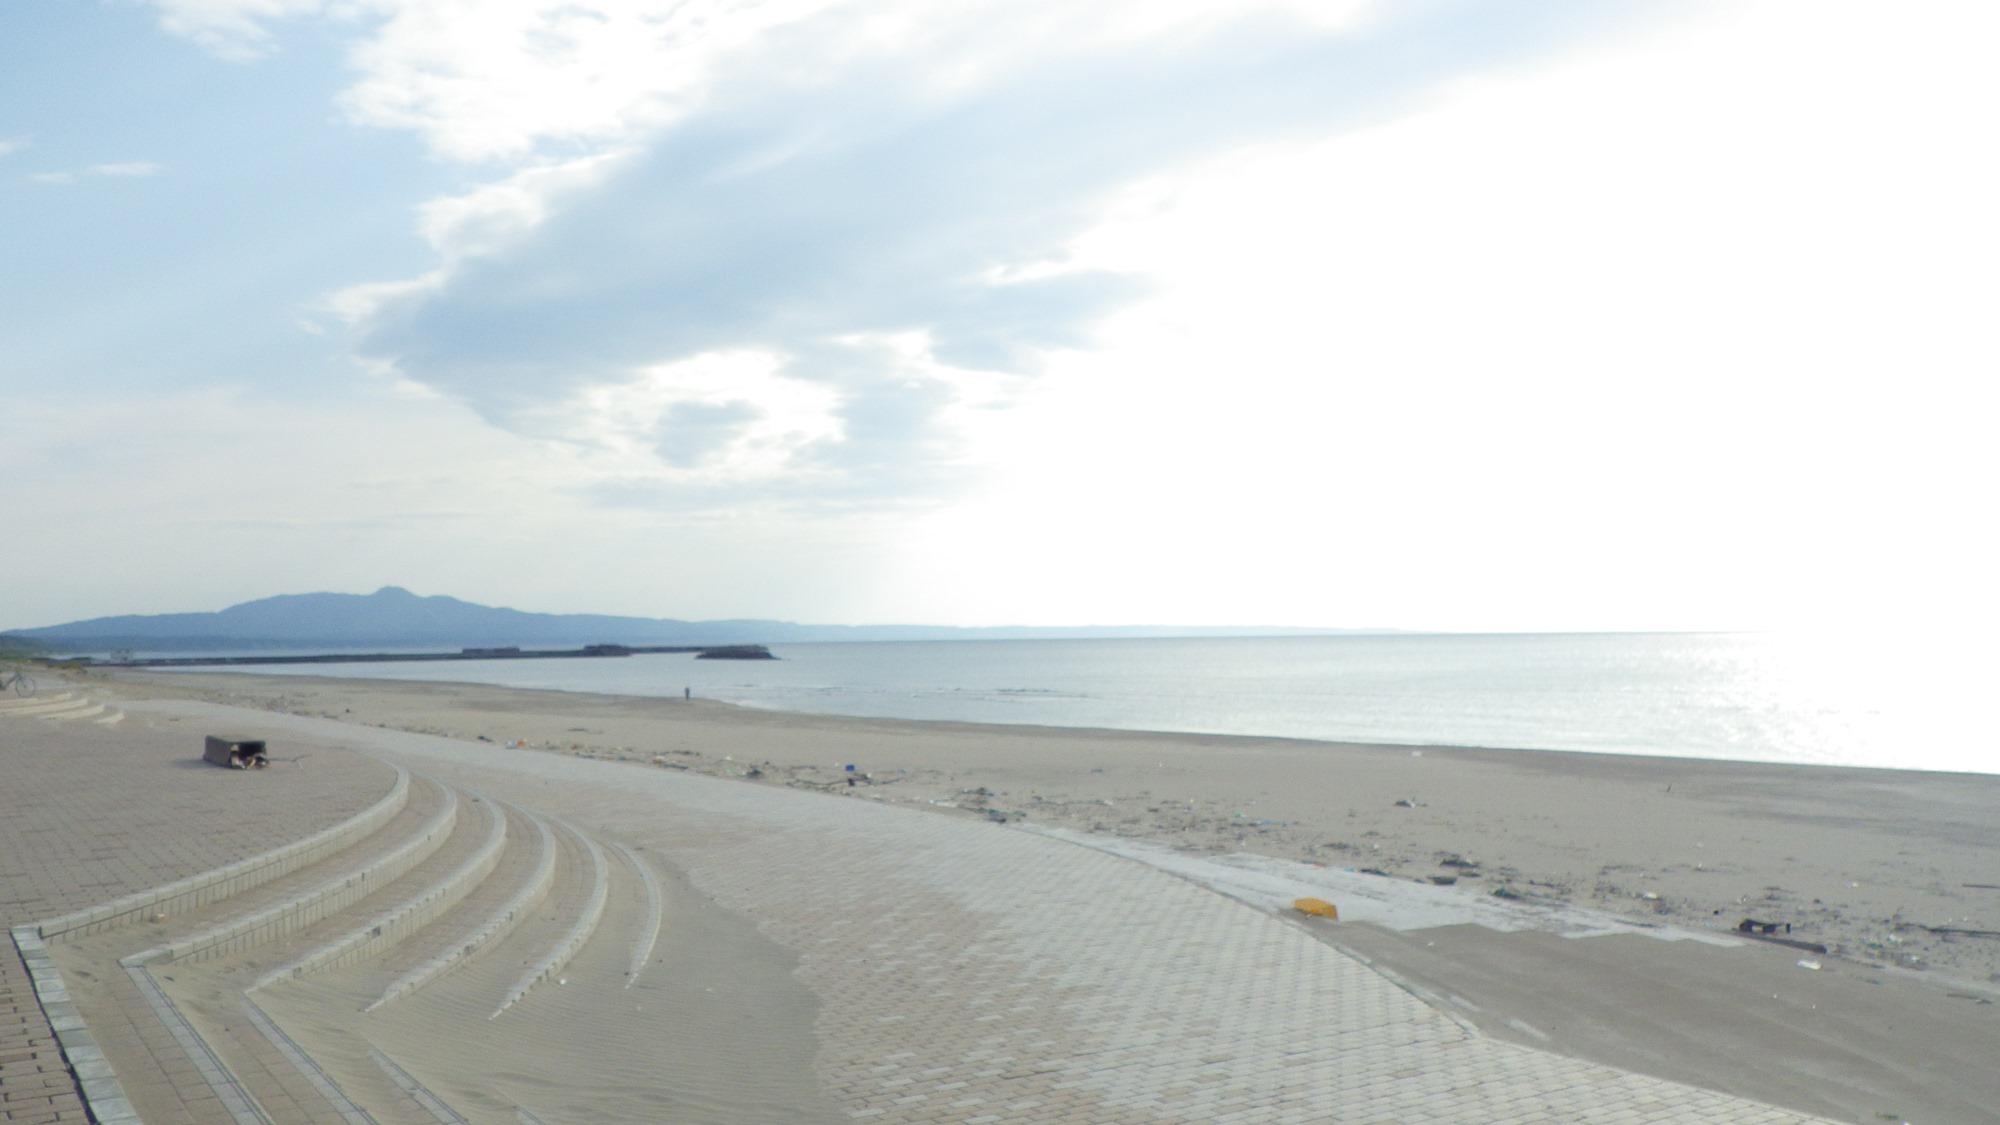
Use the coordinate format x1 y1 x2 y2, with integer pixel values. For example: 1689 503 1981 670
214 705 1839 1125
8 700 1843 1124
0 711 395 1124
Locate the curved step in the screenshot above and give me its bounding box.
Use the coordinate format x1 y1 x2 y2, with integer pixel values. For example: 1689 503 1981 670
370 1048 468 1124
2 696 99 719
491 819 608 1018
0 691 70 714
251 791 508 990
140 777 460 965
121 961 272 1125
367 804 555 1011
239 994 377 1125
613 843 663 989
38 767 413 940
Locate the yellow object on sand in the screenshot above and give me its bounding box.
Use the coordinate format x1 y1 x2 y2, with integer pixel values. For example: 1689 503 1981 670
1292 897 1338 920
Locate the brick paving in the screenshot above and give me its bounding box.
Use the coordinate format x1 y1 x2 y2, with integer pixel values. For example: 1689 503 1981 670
6 702 1849 1123
0 714 396 1124
274 713 1845 1125
592 771 1842 1125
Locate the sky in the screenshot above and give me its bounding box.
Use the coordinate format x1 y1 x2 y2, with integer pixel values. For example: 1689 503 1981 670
2 0 1995 634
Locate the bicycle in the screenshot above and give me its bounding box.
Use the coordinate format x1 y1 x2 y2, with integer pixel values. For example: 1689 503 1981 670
1 669 35 697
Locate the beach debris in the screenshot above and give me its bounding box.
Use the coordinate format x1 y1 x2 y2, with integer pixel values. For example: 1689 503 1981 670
1429 875 1458 886
1797 959 1823 971
1292 898 1339 920
202 735 269 769
1438 854 1479 869
1491 886 1524 900
1736 918 1830 954
1393 798 1417 808
1924 925 2000 939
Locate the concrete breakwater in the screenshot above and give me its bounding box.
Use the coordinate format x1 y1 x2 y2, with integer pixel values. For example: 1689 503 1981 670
67 643 775 668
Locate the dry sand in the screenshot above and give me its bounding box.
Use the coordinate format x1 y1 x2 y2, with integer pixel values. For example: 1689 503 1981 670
67 667 2000 1123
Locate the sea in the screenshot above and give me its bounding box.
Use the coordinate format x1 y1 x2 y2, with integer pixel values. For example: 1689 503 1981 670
200 631 1996 776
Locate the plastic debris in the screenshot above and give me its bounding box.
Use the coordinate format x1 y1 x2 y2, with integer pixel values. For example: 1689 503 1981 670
1292 898 1339 920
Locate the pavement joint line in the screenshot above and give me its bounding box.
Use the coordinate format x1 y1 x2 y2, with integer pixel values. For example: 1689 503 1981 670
35 765 412 941
240 992 378 1125
121 955 273 1125
368 1047 469 1124
611 841 663 989
11 924 143 1124
366 797 554 1012
491 815 609 1018
143 775 458 968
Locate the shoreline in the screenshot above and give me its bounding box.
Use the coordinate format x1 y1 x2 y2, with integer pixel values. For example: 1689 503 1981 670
124 658 1987 778
33 665 2000 1122
83 665 2000 986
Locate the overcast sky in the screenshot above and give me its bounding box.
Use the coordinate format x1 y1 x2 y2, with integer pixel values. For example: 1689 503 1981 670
2 0 1994 633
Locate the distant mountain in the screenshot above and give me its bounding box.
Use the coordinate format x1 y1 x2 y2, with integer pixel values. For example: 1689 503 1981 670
8 587 1385 655
0 633 50 658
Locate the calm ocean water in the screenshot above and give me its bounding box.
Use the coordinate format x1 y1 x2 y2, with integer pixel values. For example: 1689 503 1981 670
209 632 1995 775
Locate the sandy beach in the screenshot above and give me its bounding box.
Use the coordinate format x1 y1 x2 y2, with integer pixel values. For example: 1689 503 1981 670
19 665 2000 1124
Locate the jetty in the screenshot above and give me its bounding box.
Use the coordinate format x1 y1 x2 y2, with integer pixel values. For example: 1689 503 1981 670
66 643 774 668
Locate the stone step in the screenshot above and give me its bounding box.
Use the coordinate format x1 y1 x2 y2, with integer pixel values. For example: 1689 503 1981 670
0 696 98 719
0 690 71 713
365 801 556 1011
491 817 610 1018
37 767 413 941
249 791 510 989
168 990 363 1125
131 775 460 967
612 842 665 990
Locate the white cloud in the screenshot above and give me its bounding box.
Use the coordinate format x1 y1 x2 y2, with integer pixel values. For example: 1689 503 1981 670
877 0 2000 632
145 0 330 61
557 349 845 480
0 137 27 158
291 0 1695 510
149 0 1378 161
123 0 1999 632
29 172 73 184
90 161 165 177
